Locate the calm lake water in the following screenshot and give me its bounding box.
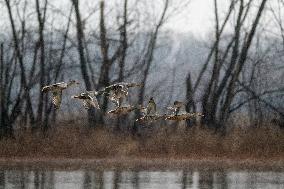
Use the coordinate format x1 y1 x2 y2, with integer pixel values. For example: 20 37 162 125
0 167 283 189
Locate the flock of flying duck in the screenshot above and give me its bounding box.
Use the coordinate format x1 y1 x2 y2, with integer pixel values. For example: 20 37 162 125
42 80 203 122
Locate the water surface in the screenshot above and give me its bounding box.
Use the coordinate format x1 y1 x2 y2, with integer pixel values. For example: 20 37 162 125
0 167 283 189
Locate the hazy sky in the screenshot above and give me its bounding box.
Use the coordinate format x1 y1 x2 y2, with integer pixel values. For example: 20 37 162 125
0 0 217 38
166 0 214 36
166 0 280 39
0 0 278 40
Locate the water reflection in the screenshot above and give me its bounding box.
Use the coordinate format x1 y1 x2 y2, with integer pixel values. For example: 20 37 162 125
0 168 282 189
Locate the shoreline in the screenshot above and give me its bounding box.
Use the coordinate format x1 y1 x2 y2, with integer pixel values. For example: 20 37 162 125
0 157 283 171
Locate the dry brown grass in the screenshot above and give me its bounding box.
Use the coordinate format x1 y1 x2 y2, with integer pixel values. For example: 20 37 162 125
0 123 283 160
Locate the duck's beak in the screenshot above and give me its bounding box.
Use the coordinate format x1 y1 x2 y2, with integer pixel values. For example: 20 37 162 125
71 95 78 99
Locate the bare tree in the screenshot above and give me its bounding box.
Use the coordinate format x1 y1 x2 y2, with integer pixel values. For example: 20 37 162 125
185 0 269 133
71 0 92 90
35 0 48 128
71 0 97 127
0 43 5 137
133 0 169 134
2 0 34 137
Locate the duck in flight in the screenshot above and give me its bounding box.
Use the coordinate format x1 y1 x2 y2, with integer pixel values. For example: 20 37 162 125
42 80 79 109
136 97 164 122
98 82 142 108
165 101 203 121
165 112 204 121
167 101 184 116
71 91 100 109
144 97 156 116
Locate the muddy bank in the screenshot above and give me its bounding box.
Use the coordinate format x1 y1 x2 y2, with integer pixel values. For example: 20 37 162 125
0 127 283 171
0 157 283 171
1 127 283 159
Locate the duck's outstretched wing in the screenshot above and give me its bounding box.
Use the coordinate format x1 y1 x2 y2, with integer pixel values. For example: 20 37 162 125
125 82 143 88
54 82 68 89
109 95 125 108
42 82 67 92
97 85 114 94
135 115 161 122
165 115 188 121
52 90 62 109
98 83 126 94
82 97 100 109
107 106 136 115
91 97 100 109
165 113 204 121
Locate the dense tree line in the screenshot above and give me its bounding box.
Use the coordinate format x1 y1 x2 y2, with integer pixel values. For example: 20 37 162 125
0 0 283 138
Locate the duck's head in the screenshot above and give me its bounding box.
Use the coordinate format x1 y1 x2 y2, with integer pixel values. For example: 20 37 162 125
149 97 155 103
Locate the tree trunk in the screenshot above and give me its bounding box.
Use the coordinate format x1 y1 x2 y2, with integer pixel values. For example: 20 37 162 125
185 73 196 127
35 0 47 128
133 0 169 135
116 0 128 132
96 1 111 125
71 0 95 128
219 0 268 132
